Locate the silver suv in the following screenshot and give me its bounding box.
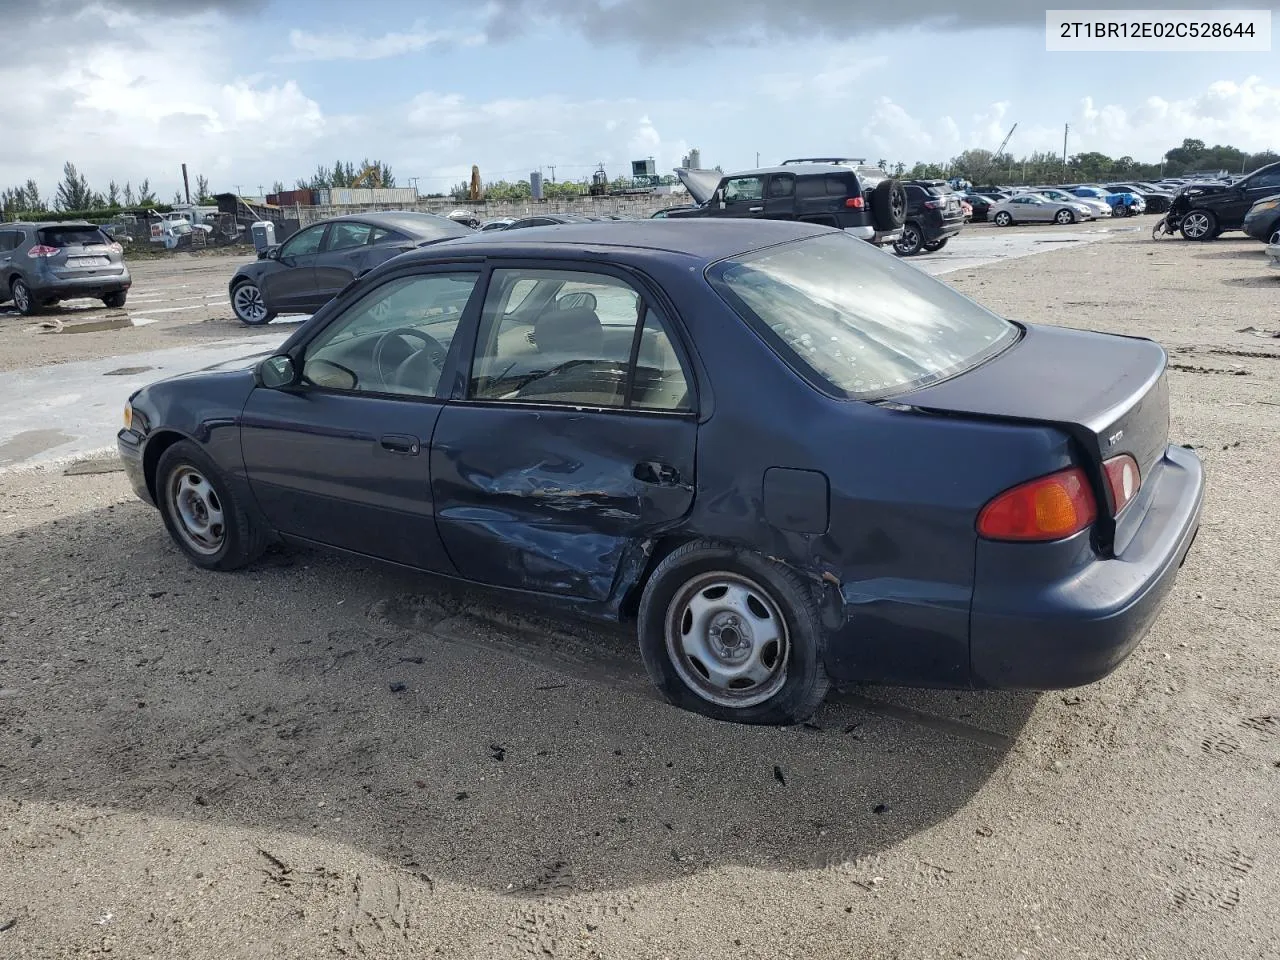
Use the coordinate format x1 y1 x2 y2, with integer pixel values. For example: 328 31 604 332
0 221 131 315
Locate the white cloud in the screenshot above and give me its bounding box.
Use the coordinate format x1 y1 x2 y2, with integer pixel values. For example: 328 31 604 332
0 6 335 199
277 22 485 62
759 50 891 103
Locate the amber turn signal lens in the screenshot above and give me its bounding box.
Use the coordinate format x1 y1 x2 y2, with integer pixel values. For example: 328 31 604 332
977 466 1098 542
123 402 133 430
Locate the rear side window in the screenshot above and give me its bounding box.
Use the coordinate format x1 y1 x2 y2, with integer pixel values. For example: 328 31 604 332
37 226 108 247
707 231 1019 400
767 175 795 198
826 175 854 196
0 231 21 252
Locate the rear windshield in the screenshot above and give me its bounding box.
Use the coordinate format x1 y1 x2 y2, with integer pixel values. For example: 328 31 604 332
37 226 109 247
706 232 1019 400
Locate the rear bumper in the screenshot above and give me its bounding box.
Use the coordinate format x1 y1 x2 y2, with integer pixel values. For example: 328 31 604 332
969 443 1204 690
845 225 903 244
31 271 131 300
117 429 153 505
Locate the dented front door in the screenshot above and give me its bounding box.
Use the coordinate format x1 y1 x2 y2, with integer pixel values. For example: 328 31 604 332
429 406 696 601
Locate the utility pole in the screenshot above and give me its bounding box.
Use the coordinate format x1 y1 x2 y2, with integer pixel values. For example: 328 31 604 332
549 165 556 182
756 152 760 167
1062 123 1069 179
408 176 420 192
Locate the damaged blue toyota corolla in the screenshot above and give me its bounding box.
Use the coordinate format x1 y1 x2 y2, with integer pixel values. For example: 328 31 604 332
118 220 1204 725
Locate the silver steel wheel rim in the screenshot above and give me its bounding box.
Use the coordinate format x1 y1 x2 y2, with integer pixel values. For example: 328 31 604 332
1184 212 1210 238
166 466 226 555
13 282 29 311
899 228 920 253
1056 210 1072 224
665 571 790 709
233 283 267 322
996 213 1010 225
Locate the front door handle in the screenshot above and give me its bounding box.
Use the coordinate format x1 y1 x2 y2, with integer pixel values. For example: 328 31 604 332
380 434 420 455
749 206 763 213
634 460 681 485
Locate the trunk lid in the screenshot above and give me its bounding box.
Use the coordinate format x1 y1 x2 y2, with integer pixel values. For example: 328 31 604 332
899 323 1170 534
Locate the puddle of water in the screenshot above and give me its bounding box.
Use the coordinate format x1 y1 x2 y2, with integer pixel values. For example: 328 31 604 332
0 429 72 466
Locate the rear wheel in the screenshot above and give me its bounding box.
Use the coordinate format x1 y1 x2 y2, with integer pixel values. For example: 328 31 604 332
10 278 38 316
231 280 276 326
155 440 268 571
637 541 831 726
102 291 127 309
893 223 924 256
923 237 949 252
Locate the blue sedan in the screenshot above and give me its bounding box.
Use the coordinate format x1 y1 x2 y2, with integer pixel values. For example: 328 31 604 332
117 221 1203 726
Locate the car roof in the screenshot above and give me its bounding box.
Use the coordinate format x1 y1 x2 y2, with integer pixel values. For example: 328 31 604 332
408 219 834 264
725 164 859 178
317 210 470 235
3 220 95 228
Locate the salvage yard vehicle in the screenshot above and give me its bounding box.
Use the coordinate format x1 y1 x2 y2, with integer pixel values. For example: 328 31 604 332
1069 186 1145 217
0 220 130 314
228 211 474 325
671 162 907 246
1016 187 1109 219
1159 161 1280 241
119 220 1204 726
990 193 1094 226
1241 193 1280 243
893 180 965 255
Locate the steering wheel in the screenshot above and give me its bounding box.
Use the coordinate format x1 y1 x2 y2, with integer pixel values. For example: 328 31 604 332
372 327 448 390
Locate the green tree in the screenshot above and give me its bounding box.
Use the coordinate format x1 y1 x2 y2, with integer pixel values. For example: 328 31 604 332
123 182 135 206
136 178 156 205
54 161 95 211
106 180 120 207
196 174 212 202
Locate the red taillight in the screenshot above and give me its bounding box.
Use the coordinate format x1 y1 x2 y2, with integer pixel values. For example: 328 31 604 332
923 199 941 209
108 242 123 254
1103 454 1141 515
27 244 58 258
977 466 1097 542
845 196 864 208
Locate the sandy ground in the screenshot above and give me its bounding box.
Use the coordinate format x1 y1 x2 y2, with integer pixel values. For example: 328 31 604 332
1 226 1278 959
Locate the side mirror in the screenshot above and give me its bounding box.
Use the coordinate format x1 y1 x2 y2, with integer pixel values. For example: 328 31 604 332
255 354 297 389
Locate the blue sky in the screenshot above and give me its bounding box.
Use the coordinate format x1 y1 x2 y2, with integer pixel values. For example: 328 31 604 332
3 0 1278 198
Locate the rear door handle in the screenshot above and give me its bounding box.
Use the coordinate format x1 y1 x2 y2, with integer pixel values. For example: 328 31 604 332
380 434 420 455
749 206 763 212
634 460 681 485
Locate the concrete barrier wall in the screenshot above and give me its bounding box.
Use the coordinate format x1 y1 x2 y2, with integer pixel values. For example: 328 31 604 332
297 193 692 226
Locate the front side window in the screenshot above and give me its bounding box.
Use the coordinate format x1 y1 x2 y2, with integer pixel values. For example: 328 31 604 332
281 225 325 258
724 177 763 202
707 231 1018 400
301 272 480 397
468 268 692 411
1248 168 1280 189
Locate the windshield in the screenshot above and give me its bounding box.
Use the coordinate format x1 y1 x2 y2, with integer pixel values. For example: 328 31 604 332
707 232 1019 400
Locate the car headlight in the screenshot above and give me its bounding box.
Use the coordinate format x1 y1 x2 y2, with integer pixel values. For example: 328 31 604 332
1254 198 1280 213
123 402 133 430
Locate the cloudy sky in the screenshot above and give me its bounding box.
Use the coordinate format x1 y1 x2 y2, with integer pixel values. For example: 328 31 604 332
3 0 1279 199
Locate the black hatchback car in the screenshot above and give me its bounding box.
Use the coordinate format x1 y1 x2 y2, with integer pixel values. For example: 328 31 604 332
228 211 474 325
893 180 965 255
120 220 1203 726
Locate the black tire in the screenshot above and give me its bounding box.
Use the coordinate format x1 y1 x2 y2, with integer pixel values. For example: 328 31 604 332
11 277 38 316
1054 208 1076 225
231 279 276 326
102 291 127 309
893 223 924 256
870 179 908 231
993 211 1013 227
636 540 831 726
155 440 268 571
923 237 949 252
1180 209 1217 241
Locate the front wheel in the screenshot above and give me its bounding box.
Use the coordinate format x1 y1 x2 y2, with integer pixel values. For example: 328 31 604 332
1180 209 1217 241
993 211 1013 226
637 541 831 726
1055 209 1076 225
155 440 268 571
231 280 276 326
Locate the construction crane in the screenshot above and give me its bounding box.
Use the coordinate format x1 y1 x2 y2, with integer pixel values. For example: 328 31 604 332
973 122 1018 186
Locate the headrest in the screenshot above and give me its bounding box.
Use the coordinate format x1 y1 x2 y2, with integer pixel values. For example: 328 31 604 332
534 306 603 355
